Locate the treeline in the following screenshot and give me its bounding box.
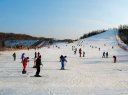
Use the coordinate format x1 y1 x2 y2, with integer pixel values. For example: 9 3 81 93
57 39 73 43
0 32 53 41
118 25 128 44
79 30 106 39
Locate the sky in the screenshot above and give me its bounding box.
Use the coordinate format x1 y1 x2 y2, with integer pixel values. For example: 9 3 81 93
0 0 128 39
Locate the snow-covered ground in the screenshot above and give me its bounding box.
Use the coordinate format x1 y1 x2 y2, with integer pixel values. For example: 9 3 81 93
0 30 128 95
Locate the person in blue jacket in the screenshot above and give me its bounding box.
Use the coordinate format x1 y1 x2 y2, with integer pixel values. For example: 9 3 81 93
21 53 25 63
60 55 67 70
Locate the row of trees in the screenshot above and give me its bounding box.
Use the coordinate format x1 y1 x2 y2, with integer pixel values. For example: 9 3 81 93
118 25 128 44
79 30 106 39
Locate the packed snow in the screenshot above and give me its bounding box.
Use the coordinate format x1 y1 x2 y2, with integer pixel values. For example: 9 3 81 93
0 30 128 95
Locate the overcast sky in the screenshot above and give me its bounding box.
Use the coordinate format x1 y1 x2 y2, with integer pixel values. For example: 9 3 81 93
0 0 128 39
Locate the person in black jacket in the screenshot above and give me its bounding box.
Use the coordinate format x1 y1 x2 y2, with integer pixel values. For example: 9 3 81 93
113 56 117 63
35 55 42 77
12 52 16 61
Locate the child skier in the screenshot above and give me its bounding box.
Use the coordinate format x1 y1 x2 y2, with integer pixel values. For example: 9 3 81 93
22 57 29 74
60 55 67 70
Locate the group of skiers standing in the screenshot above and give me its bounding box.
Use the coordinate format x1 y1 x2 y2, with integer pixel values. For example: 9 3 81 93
12 51 67 77
102 52 109 58
79 48 85 57
72 46 85 57
20 52 42 77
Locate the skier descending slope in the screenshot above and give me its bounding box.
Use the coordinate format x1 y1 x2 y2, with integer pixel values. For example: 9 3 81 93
60 55 67 70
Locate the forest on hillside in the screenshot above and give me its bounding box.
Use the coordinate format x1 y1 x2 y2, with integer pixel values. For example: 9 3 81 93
118 25 128 44
79 30 106 39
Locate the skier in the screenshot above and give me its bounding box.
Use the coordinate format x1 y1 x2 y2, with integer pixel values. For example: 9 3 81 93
113 56 117 63
12 52 16 61
35 55 42 77
79 48 82 57
22 57 29 74
21 53 25 63
83 51 85 57
99 48 100 51
60 55 67 70
74 48 77 54
102 52 105 58
106 52 108 58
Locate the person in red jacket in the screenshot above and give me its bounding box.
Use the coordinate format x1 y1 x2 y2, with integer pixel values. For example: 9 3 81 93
22 57 29 74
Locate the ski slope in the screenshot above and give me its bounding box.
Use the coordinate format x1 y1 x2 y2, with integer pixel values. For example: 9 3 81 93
0 30 128 95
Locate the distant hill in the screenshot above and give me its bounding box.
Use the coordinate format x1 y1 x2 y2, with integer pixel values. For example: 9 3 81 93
0 32 53 41
0 32 73 48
